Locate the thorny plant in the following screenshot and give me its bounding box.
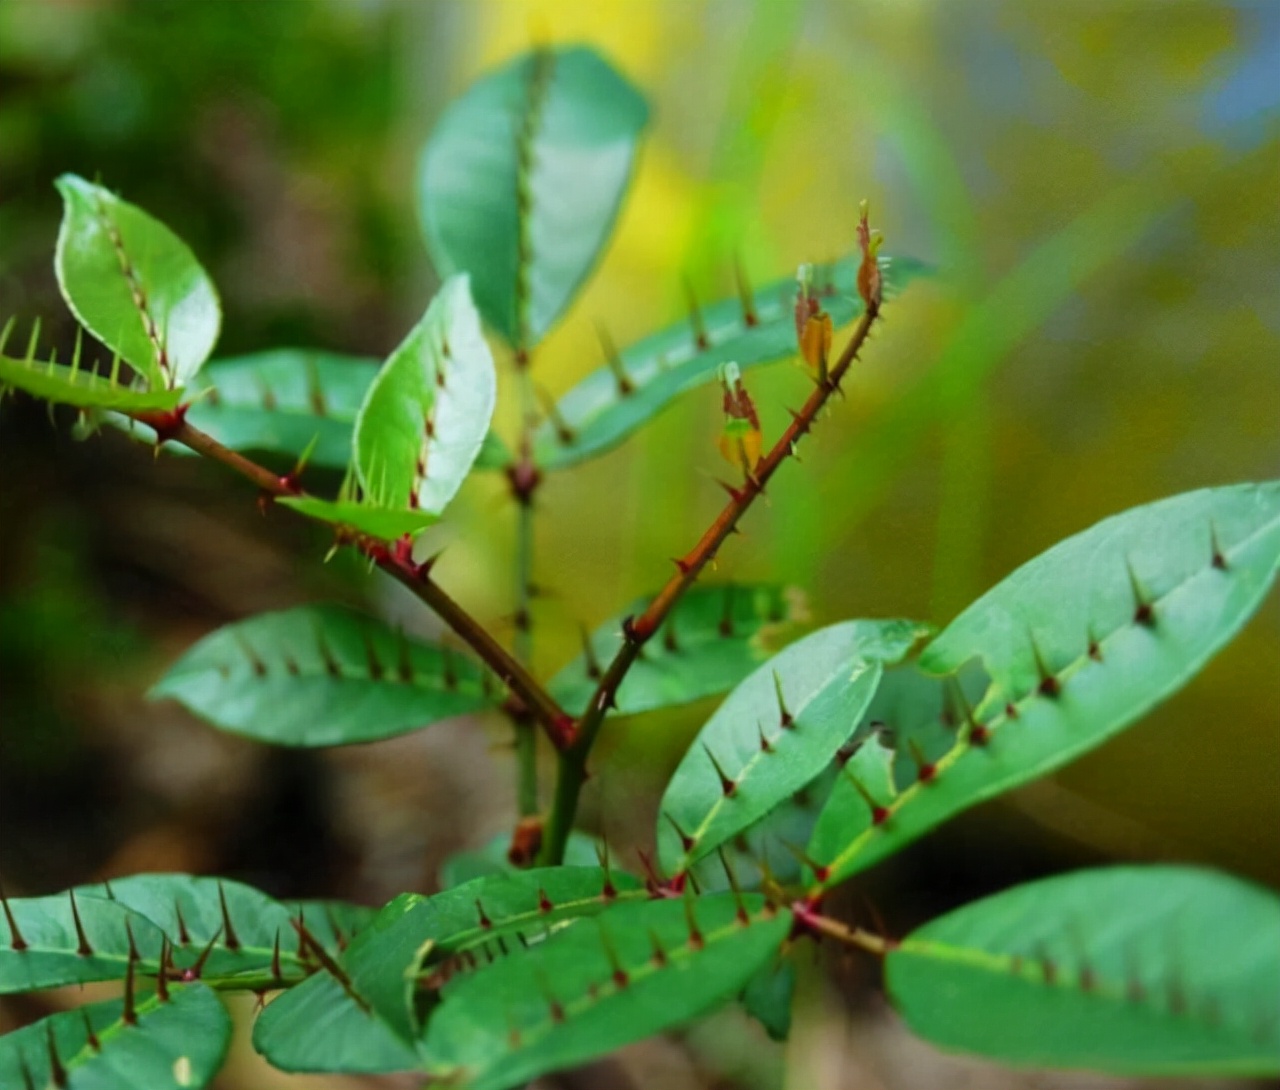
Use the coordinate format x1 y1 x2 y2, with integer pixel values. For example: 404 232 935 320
2 44 1279 1090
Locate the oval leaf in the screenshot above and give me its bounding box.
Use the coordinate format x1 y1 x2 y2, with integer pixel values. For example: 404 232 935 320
55 174 219 389
354 276 497 515
186 350 380 469
1 891 165 993
887 866 1280 1075
0 985 231 1090
150 604 500 747
421 894 791 1090
816 482 1280 888
550 584 806 717
657 619 932 877
532 254 930 470
418 46 648 348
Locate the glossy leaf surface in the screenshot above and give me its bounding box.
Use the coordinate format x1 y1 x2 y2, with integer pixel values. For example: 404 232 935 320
354 276 497 514
150 604 499 746
888 866 1280 1074
0 985 231 1090
421 894 791 1090
658 619 932 876
55 174 219 389
533 254 929 470
418 46 648 348
1 891 165 993
550 584 805 716
816 483 1280 888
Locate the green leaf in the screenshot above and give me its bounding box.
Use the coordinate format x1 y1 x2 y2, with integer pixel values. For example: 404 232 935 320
550 584 806 717
816 482 1280 888
150 604 500 747
532 254 930 470
252 971 422 1074
0 985 231 1090
55 174 220 389
741 954 796 1042
0 329 184 411
887 866 1280 1075
808 662 987 876
421 894 792 1090
418 45 648 349
345 866 647 1041
354 276 497 514
1 891 166 993
657 619 932 877
74 874 357 986
185 350 380 469
274 495 439 542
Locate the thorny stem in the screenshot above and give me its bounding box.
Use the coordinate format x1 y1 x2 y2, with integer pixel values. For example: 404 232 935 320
538 302 882 865
129 411 573 750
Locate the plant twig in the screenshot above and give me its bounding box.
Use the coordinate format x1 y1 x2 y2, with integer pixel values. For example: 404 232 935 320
538 300 881 864
791 899 893 955
129 410 573 750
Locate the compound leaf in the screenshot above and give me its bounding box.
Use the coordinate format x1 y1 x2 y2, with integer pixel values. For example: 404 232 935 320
150 604 500 747
55 174 219 389
887 866 1280 1075
550 584 806 717
418 46 648 349
532 254 930 470
0 984 231 1090
1 891 166 993
421 894 791 1090
741 954 796 1042
354 275 497 515
658 619 932 877
816 482 1280 888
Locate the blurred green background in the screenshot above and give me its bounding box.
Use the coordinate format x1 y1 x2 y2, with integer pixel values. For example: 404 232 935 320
1 1 1277 1087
